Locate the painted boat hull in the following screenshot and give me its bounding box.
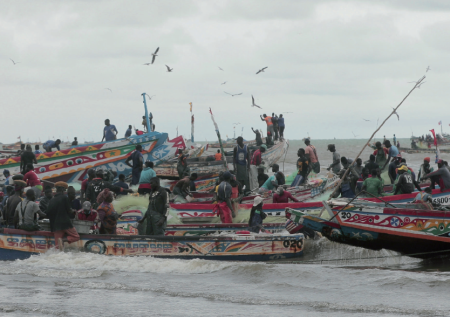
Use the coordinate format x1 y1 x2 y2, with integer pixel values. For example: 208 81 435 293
0 134 186 183
0 228 303 261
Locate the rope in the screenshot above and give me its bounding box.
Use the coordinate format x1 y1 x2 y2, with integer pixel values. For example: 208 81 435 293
270 248 450 265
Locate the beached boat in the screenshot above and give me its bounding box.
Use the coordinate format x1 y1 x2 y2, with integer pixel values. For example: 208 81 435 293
285 201 450 259
0 95 186 184
0 228 304 261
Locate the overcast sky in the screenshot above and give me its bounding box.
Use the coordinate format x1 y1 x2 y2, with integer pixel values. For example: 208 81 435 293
1 0 450 144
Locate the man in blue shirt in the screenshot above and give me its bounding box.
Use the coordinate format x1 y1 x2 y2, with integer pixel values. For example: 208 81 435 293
381 140 399 171
125 125 132 138
102 119 118 142
34 145 42 155
43 139 61 152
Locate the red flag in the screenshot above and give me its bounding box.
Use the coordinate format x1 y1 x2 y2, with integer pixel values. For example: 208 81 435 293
430 129 437 146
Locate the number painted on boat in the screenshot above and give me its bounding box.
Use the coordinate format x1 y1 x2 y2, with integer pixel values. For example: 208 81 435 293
283 240 302 249
433 197 450 205
340 212 352 219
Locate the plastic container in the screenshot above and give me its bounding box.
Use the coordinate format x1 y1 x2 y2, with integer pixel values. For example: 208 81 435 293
72 220 94 234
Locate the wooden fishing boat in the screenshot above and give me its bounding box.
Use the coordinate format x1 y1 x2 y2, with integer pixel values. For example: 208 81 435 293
0 228 304 261
285 201 450 259
0 95 187 184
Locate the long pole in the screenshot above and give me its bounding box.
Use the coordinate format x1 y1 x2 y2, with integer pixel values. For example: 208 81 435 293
142 93 151 135
190 102 194 142
328 76 426 199
209 108 228 170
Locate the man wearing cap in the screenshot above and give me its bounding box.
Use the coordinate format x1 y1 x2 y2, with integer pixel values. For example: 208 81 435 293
423 159 450 192
102 119 118 142
326 144 341 174
77 201 98 231
418 157 434 182
46 181 80 249
43 139 61 152
249 146 266 191
394 165 415 195
16 189 46 231
249 196 266 233
212 171 235 223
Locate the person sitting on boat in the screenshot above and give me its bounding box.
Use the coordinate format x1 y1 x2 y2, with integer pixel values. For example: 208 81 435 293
46 181 80 249
273 187 299 203
423 159 450 192
249 146 266 191
72 137 78 146
126 144 144 185
135 129 144 135
189 173 198 192
257 167 269 188
77 201 98 233
138 161 156 195
102 119 118 142
418 157 435 185
39 186 53 214
393 165 415 195
173 176 193 203
176 149 190 179
138 177 169 235
212 171 235 223
412 187 433 210
86 169 132 208
251 127 263 146
16 188 46 231
326 144 341 174
43 139 61 152
23 163 42 198
397 159 422 192
215 149 223 161
248 196 267 233
259 164 283 194
361 169 383 197
125 125 132 138
291 148 309 187
34 144 42 155
113 174 129 197
331 169 355 199
96 188 118 234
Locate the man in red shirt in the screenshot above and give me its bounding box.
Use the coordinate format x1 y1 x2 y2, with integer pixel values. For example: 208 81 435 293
273 187 299 203
23 163 42 198
249 146 266 192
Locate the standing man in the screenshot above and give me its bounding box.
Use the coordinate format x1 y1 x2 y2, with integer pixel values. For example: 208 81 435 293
393 134 397 146
43 139 61 152
373 141 388 171
381 140 399 171
304 139 320 174
102 119 118 142
251 127 263 146
125 145 144 186
46 181 80 249
80 168 96 203
326 144 341 174
176 149 190 179
260 114 274 138
23 163 42 197
212 171 235 223
249 146 266 191
125 125 132 138
233 136 250 193
388 154 402 184
278 114 285 140
72 137 78 146
138 177 169 235
2 170 11 195
271 113 279 141
5 180 26 228
20 145 37 173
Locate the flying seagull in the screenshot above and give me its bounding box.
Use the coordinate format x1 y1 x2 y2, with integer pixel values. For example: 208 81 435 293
391 108 400 120
352 131 359 138
224 92 242 97
233 122 241 125
165 65 173 72
426 66 430 72
363 118 370 121
256 67 268 74
145 94 155 100
151 47 159 64
9 58 20 65
221 81 227 85
105 88 112 93
218 67 224 71
251 95 262 109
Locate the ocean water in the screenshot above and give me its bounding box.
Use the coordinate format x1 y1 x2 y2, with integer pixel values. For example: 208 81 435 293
1 139 450 317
